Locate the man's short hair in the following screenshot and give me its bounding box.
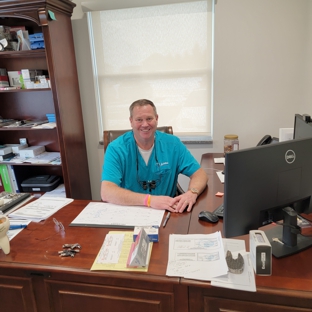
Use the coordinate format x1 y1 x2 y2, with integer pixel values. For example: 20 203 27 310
129 99 157 117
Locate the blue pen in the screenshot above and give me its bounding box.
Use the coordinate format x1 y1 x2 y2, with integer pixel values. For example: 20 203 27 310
9 224 27 230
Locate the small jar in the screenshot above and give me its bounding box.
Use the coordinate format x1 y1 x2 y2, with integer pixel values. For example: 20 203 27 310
224 134 239 155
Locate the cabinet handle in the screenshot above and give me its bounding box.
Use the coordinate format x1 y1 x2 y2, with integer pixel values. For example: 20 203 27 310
26 271 51 278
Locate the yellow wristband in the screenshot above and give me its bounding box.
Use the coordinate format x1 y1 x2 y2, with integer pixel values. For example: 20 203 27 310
147 195 151 207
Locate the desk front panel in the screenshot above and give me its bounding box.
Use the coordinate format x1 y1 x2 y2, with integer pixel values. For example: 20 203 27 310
0 200 191 312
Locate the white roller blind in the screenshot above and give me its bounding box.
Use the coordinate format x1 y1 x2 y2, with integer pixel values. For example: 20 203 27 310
86 0 214 137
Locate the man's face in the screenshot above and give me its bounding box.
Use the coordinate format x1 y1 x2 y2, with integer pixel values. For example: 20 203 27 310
130 105 158 143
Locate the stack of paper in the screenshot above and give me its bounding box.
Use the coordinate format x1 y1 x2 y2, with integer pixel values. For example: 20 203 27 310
8 197 73 222
166 232 256 292
70 202 164 228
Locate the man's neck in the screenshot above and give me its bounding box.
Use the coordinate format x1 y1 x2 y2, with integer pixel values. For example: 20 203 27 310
135 137 155 150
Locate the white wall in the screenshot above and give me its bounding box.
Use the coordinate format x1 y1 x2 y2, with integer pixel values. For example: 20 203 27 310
71 0 312 200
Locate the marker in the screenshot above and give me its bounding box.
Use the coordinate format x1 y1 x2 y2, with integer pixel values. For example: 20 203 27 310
9 224 27 230
162 212 171 228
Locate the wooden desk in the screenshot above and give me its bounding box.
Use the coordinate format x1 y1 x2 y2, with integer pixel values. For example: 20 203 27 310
0 200 191 312
185 153 312 312
2 153 312 312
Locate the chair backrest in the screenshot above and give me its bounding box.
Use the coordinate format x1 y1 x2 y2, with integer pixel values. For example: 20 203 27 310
103 126 173 152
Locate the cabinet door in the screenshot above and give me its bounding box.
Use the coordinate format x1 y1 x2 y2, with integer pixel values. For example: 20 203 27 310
202 297 312 312
0 275 37 312
46 280 175 312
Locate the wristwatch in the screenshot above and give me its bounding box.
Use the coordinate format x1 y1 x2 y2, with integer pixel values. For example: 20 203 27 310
189 188 199 195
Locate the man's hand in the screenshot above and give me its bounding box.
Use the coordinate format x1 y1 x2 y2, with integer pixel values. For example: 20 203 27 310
169 191 198 213
149 196 179 212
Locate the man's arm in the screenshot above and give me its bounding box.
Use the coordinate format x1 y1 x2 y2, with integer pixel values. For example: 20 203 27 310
101 181 177 211
187 167 208 195
101 181 145 205
172 167 208 213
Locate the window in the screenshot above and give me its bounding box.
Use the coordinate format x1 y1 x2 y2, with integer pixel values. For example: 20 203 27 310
83 0 214 140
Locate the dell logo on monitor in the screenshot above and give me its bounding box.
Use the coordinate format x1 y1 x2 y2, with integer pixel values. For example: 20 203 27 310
285 150 296 164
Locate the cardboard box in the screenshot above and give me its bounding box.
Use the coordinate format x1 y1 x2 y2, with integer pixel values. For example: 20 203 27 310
19 146 45 158
133 226 159 242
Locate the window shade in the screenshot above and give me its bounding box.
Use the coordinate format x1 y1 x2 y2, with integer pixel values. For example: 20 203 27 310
86 0 214 137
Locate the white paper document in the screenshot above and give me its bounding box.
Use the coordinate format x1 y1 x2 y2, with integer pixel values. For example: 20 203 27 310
41 184 66 198
70 202 165 228
211 239 256 292
166 231 228 280
7 152 61 164
211 238 256 291
6 219 32 241
216 171 224 183
97 232 125 264
8 197 73 222
214 157 225 164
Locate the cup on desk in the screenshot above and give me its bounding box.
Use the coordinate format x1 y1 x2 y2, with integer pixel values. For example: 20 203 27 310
0 216 10 255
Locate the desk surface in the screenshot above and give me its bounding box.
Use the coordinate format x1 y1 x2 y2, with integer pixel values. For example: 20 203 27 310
186 153 312 294
1 153 312 312
0 199 191 280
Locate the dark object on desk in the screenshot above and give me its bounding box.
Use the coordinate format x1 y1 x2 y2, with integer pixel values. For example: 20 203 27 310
225 250 244 274
198 210 219 223
163 211 170 227
0 192 31 213
21 175 60 192
213 203 224 218
256 134 279 146
294 113 312 139
223 135 312 258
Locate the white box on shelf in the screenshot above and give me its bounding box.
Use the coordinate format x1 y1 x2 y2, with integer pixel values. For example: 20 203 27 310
19 146 45 158
6 143 28 154
0 145 13 155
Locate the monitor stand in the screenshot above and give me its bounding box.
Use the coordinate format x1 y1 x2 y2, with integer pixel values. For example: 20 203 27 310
265 207 312 258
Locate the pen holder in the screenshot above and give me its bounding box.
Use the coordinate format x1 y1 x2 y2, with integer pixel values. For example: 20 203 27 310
0 216 10 255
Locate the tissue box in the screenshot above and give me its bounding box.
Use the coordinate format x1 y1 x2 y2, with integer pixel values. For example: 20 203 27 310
133 226 159 242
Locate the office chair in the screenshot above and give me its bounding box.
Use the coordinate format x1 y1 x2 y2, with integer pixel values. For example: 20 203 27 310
103 126 184 194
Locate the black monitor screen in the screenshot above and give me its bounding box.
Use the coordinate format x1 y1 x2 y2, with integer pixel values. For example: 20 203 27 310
293 113 312 139
223 137 312 258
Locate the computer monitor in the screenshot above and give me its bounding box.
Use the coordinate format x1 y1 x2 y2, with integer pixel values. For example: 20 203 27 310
293 113 312 139
223 137 312 258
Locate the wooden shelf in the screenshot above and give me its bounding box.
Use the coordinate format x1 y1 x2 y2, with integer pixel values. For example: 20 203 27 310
0 88 50 93
0 49 46 59
0 0 91 199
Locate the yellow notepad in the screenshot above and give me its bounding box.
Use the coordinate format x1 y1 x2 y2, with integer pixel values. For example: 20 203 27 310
91 231 152 272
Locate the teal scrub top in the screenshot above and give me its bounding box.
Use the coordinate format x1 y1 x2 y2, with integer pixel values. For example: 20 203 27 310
102 130 200 197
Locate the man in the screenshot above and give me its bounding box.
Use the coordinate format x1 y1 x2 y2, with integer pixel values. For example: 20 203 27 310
101 99 208 213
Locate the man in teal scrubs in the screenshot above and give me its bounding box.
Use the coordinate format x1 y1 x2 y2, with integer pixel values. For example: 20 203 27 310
101 99 208 213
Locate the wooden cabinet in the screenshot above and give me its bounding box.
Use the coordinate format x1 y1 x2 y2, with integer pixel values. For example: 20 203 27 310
188 286 312 312
0 0 91 199
0 274 37 312
0 267 180 312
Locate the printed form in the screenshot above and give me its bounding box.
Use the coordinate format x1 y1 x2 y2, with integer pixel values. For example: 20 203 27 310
166 231 228 280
